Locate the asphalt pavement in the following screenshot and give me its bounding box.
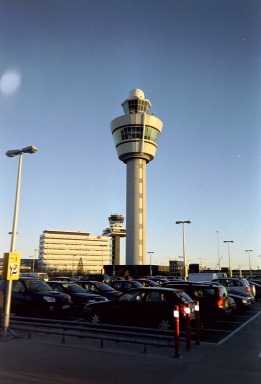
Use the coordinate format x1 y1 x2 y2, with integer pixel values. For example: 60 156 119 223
0 310 260 384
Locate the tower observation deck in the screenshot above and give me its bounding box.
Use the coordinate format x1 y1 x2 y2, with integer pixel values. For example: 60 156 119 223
111 89 163 265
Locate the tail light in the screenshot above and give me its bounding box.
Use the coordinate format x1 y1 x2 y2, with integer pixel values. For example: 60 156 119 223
217 298 225 309
184 306 191 315
179 304 189 316
250 285 256 297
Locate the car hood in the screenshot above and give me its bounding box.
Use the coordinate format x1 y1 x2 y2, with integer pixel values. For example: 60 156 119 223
228 291 252 299
71 293 105 301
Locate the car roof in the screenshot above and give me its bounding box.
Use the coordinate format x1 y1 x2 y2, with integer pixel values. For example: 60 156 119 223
214 277 241 280
48 280 75 284
122 287 181 293
167 281 222 287
80 280 99 283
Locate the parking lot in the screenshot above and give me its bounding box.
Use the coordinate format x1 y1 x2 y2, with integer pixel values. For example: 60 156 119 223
192 300 261 343
1 304 261 384
2 274 261 348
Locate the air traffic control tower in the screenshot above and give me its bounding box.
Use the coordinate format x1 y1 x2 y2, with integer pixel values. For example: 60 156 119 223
111 89 163 265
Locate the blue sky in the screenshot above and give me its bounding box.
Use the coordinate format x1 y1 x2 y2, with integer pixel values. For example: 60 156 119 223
0 0 260 269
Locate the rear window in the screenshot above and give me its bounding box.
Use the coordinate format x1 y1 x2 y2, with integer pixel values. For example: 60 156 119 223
218 286 228 297
131 281 143 288
204 288 217 297
176 291 193 303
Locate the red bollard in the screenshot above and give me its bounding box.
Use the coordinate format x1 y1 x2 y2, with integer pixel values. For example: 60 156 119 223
195 301 200 346
173 305 181 358
184 306 192 351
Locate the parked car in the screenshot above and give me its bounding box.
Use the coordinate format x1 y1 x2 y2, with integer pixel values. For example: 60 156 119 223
162 281 234 321
77 280 121 300
0 278 71 318
109 280 143 292
48 281 108 313
84 287 196 329
144 276 169 285
212 278 256 298
20 272 49 282
136 278 160 287
52 276 72 282
247 275 261 282
227 290 255 310
246 279 261 299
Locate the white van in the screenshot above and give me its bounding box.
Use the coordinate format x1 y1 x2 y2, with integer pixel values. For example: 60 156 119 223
188 272 227 282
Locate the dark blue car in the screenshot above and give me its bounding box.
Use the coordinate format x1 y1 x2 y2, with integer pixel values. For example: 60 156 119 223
0 277 71 317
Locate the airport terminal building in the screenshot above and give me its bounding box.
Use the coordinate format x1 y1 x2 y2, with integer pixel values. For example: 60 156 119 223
39 230 111 274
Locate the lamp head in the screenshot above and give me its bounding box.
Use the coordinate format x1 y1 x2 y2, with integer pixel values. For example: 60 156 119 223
6 145 38 157
6 149 22 157
176 220 191 224
21 145 38 154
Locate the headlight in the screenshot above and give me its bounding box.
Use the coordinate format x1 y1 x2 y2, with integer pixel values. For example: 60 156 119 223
43 296 56 303
242 299 248 304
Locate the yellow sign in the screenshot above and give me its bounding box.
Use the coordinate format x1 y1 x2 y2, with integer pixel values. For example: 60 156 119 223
3 252 21 280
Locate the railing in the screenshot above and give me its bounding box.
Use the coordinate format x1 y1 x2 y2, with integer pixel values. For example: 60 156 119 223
10 315 188 355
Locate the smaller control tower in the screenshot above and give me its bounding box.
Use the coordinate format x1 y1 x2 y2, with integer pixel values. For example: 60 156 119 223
102 214 126 265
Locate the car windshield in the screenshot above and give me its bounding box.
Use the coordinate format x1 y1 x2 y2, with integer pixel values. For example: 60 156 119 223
147 280 158 286
95 282 115 291
241 279 250 287
132 281 143 288
24 279 52 293
66 283 86 293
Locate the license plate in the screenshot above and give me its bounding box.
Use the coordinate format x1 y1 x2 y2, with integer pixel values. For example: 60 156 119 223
62 305 70 310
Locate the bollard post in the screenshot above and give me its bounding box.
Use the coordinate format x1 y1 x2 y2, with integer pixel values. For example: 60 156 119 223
173 305 181 358
195 301 200 346
184 307 192 351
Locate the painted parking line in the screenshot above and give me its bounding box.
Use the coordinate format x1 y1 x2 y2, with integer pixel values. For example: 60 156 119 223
217 310 261 345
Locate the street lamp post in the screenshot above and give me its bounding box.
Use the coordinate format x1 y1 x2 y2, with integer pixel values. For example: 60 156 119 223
31 248 38 273
3 145 38 336
148 251 155 277
216 230 221 270
176 220 191 279
223 240 234 277
245 249 254 276
71 255 76 277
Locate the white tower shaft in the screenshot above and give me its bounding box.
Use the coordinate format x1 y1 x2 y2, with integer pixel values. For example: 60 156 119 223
126 158 147 265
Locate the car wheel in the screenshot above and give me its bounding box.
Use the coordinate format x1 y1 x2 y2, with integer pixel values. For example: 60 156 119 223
158 319 171 330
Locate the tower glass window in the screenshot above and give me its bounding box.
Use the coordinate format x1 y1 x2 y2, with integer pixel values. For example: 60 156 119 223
113 126 160 145
122 99 151 114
